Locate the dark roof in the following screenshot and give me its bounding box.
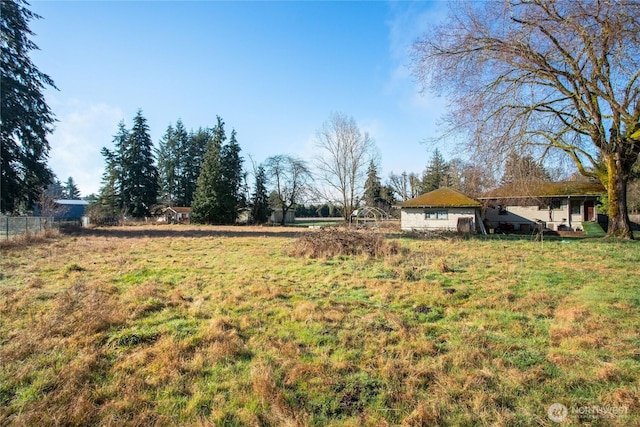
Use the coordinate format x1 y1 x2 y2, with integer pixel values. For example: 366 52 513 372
401 187 481 208
478 181 606 199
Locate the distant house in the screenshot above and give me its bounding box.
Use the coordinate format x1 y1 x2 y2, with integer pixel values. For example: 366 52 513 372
478 181 606 232
400 187 483 233
163 207 191 224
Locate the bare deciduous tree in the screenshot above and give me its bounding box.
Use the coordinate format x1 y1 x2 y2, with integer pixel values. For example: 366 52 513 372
314 112 377 222
448 158 495 199
388 171 428 201
265 154 311 225
411 0 640 238
37 192 68 222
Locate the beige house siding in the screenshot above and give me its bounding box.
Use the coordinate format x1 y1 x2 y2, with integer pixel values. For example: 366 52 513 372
401 208 478 232
483 197 598 231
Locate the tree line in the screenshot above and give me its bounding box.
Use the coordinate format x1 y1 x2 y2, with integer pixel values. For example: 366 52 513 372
3 0 639 236
88 111 381 225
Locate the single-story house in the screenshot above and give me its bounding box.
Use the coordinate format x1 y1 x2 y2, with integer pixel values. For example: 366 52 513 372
478 180 606 232
400 187 483 233
163 207 191 224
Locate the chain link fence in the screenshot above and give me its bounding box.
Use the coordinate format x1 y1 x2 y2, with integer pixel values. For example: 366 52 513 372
0 217 55 240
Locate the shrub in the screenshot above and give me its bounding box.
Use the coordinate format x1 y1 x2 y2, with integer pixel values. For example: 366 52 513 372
433 258 452 273
290 228 399 258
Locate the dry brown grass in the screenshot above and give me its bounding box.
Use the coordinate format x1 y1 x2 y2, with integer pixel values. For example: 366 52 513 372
1 225 639 425
290 227 400 258
0 227 60 250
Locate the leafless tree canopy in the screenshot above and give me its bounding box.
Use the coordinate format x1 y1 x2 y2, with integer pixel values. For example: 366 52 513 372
412 0 640 237
37 193 69 220
314 112 377 221
388 171 422 202
265 154 311 225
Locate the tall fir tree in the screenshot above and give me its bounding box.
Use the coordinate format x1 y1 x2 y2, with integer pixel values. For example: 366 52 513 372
156 119 197 207
64 176 81 199
217 129 244 224
45 178 65 199
1 0 57 213
123 110 158 217
156 124 178 205
182 127 211 207
363 161 382 207
501 152 550 186
98 121 128 214
421 149 450 193
250 164 270 224
191 117 226 223
172 119 189 206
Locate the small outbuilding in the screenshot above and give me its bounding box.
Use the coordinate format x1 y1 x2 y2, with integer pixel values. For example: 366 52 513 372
34 199 89 221
400 187 483 233
269 208 295 224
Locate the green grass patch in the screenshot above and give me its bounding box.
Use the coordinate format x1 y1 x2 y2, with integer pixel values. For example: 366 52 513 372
0 225 638 425
582 221 607 236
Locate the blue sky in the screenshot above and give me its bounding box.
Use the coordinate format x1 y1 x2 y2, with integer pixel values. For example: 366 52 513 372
30 0 452 196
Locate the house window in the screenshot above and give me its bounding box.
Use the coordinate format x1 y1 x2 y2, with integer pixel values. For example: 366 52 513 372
570 201 581 215
540 200 562 210
425 210 448 220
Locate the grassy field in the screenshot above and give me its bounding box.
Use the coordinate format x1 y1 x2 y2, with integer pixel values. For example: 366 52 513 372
1 225 638 426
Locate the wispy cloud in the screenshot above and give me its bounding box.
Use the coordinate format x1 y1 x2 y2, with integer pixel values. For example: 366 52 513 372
384 1 448 114
48 101 124 196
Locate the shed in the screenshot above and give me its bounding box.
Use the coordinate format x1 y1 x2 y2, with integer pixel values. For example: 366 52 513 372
34 199 89 220
269 208 295 224
400 188 483 233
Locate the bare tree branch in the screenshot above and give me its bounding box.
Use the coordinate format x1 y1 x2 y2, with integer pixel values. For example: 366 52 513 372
313 112 377 221
411 0 640 237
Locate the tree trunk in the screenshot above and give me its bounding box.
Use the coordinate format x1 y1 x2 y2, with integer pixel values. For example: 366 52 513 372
605 153 634 239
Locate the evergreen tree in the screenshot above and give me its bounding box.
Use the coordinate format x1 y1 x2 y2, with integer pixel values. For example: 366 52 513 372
1 0 57 213
251 165 271 224
45 178 65 199
182 127 211 207
64 176 81 199
421 149 450 193
123 110 158 217
191 117 226 223
172 120 189 206
379 185 396 211
98 121 128 215
218 129 244 224
156 124 178 205
156 120 204 207
363 161 382 207
501 152 551 186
